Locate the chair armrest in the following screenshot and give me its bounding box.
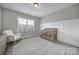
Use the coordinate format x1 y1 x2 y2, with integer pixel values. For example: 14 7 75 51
6 36 14 42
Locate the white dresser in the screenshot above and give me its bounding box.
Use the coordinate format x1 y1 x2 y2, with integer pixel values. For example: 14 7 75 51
0 35 6 54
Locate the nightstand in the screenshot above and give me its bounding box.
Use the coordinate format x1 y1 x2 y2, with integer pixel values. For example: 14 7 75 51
0 35 6 54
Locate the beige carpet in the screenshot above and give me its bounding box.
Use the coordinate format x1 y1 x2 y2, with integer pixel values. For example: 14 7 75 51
6 36 79 55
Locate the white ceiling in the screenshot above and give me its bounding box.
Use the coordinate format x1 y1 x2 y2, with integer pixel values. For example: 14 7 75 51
0 3 74 18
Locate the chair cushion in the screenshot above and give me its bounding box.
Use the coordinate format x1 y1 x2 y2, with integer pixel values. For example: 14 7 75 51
2 30 14 36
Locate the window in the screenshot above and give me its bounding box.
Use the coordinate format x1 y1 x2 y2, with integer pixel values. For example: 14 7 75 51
18 18 26 25
28 20 34 25
17 17 35 32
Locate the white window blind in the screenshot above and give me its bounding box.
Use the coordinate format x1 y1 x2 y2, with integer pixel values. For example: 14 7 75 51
18 18 26 25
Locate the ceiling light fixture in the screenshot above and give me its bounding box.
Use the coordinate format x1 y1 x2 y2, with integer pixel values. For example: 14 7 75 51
33 3 39 8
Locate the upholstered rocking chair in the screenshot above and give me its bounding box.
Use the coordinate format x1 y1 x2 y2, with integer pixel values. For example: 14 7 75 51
2 30 21 43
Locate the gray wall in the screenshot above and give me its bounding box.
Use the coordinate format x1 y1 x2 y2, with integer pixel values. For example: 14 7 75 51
2 8 40 37
41 4 79 23
41 4 79 47
0 7 1 34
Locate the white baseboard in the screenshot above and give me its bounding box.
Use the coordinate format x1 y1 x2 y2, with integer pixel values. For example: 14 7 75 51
21 34 39 39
